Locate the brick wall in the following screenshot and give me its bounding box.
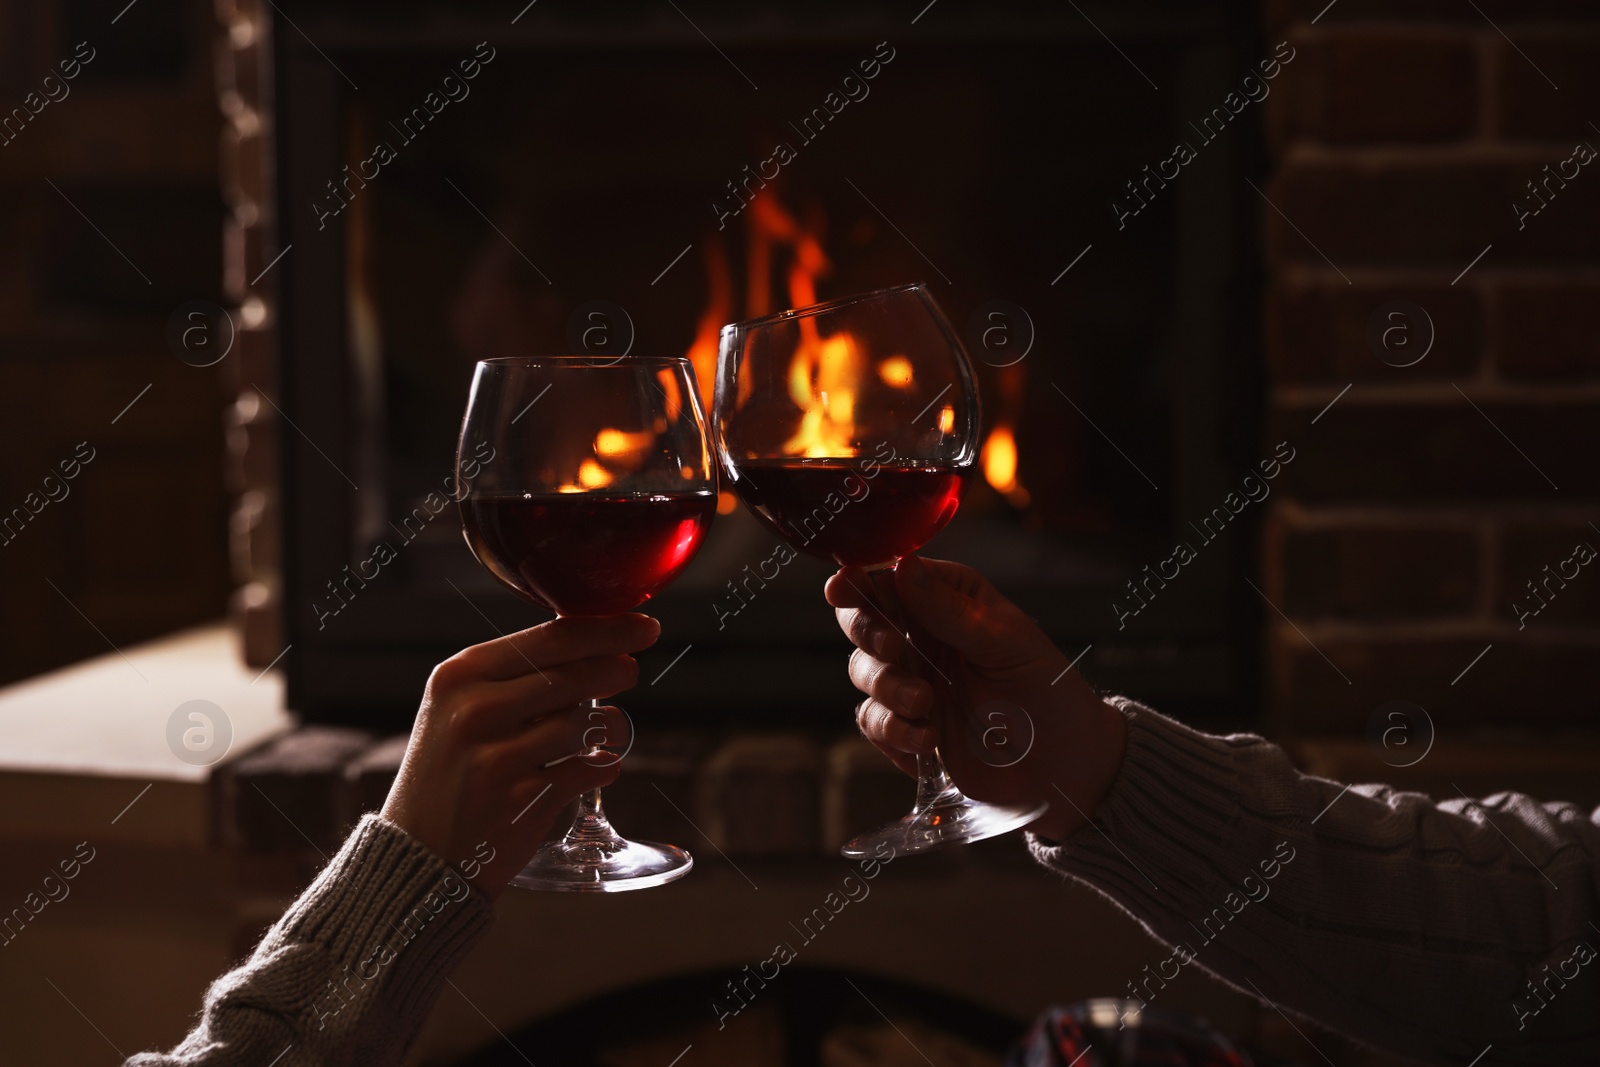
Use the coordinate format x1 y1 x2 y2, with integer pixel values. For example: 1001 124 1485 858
0 0 231 684
215 0 282 665
1261 1 1600 737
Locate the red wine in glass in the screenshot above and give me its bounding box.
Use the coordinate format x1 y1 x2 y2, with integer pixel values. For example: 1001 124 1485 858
730 458 967 568
462 491 715 616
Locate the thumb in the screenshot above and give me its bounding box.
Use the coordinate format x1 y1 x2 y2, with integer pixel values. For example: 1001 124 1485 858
893 554 1007 661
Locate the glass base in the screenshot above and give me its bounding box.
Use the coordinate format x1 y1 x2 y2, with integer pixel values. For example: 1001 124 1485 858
510 836 694 893
840 791 1048 858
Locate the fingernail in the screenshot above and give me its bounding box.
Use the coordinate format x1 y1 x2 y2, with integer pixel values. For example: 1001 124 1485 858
903 555 929 588
899 680 928 711
906 725 933 750
870 627 889 655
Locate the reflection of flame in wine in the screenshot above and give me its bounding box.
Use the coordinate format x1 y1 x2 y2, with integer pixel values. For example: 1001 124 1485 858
981 423 1029 507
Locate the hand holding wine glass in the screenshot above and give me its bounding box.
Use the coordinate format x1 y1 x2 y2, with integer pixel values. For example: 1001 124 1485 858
454 356 714 891
714 282 1050 856
826 554 1128 845
380 614 658 898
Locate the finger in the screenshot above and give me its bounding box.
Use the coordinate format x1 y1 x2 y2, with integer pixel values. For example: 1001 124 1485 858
855 698 934 766
476 758 624 889
834 605 907 661
903 555 993 600
847 648 932 719
892 554 1010 661
824 567 879 610
473 704 629 781
439 614 661 685
542 704 632 767
449 655 640 741
528 753 621 809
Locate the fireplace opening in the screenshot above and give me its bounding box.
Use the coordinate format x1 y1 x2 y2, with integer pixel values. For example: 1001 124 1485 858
276 2 1265 730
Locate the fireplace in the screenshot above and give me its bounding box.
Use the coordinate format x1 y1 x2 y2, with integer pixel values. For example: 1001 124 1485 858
249 0 1266 730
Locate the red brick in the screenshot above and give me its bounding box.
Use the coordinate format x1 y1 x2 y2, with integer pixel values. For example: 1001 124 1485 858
698 735 821 855
229 412 278 492
221 122 267 215
598 733 714 849
229 488 278 580
1265 275 1481 382
1275 518 1480 619
222 217 270 302
216 36 266 117
1492 281 1600 380
221 726 376 851
1499 34 1600 140
230 324 276 396
1270 32 1479 146
1270 631 1600 733
1268 399 1597 498
231 581 283 669
1268 154 1600 266
348 734 409 815
824 736 916 851
1267 0 1600 28
215 0 265 24
1496 520 1600 627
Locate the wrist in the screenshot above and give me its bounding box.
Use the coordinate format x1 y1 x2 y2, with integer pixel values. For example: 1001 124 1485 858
1027 693 1128 843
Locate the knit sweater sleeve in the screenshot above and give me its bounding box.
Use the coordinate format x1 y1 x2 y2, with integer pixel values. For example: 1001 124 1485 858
1028 699 1600 1063
127 814 494 1067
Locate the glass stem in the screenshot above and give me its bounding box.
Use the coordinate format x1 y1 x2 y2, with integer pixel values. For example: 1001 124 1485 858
868 561 969 814
913 750 964 813
561 699 621 846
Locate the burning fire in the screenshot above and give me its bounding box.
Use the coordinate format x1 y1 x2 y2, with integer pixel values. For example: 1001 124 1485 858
683 242 731 415
742 193 872 458
982 423 1029 507
577 458 612 490
879 356 914 387
595 427 654 457
691 186 1030 507
782 332 862 456
556 427 656 493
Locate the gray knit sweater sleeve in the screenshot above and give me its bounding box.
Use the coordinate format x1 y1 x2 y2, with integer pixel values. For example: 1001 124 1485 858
127 814 494 1067
1029 699 1600 1063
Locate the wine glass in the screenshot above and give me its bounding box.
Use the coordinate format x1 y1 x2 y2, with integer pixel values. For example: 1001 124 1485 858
456 356 714 891
713 282 1048 857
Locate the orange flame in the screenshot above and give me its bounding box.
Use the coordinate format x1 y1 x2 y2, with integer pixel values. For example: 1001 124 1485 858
595 427 654 458
745 191 872 457
684 242 731 415
982 424 1029 507
879 356 914 387
577 458 613 489
700 188 974 467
